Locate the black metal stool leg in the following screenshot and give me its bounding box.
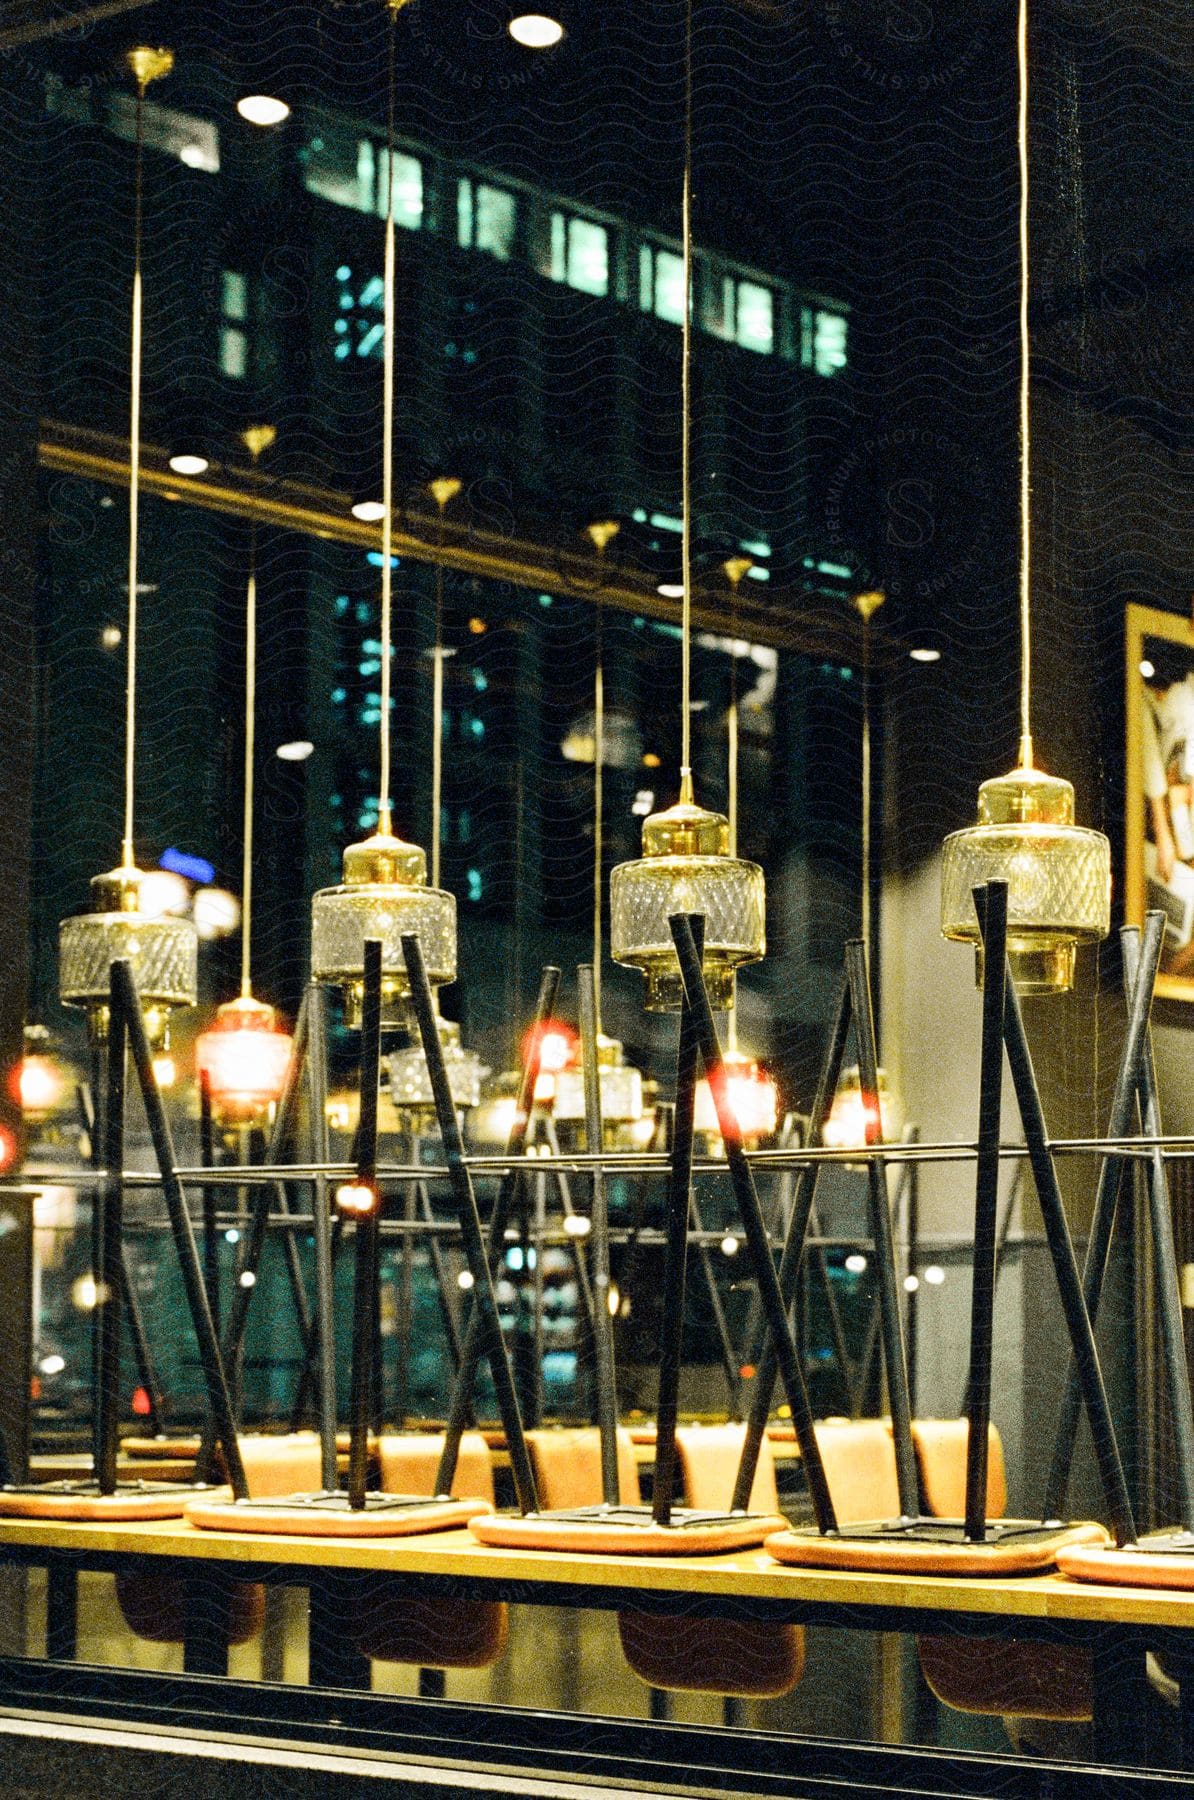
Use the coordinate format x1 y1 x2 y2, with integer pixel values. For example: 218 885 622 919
96 967 126 1496
434 967 559 1497
113 960 248 1502
346 940 384 1509
998 966 1136 1545
1043 912 1164 1520
732 976 850 1512
670 915 836 1535
1126 930 1194 1533
579 964 620 1508
653 921 703 1527
306 981 339 1493
404 934 538 1514
846 939 918 1521
963 881 1008 1541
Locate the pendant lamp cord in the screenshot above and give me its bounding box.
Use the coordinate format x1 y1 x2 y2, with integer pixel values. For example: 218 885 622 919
1017 0 1032 770
378 3 399 835
242 511 258 996
239 427 275 995
122 75 147 868
679 0 694 800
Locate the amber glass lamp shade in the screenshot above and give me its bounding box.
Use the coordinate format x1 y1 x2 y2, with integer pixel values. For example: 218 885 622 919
610 789 764 1012
310 830 456 1028
196 995 293 1122
693 1049 778 1142
940 766 1110 994
59 864 197 1047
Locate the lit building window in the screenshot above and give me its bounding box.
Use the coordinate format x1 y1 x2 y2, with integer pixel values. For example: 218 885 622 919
639 245 685 323
458 178 517 260
220 269 248 380
333 267 385 361
108 94 219 173
303 129 421 228
549 212 609 297
735 280 774 354
375 146 422 229
803 307 848 376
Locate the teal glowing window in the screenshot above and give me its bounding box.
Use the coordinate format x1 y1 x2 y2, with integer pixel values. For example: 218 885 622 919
458 179 516 260
640 246 685 324
108 94 219 173
549 213 609 297
814 310 847 375
304 131 421 228
735 281 774 354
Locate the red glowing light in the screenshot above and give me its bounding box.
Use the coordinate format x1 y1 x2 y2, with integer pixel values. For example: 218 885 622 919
694 1053 779 1141
12 1054 63 1121
0 1125 17 1169
131 1386 152 1416
196 996 293 1119
520 1018 578 1078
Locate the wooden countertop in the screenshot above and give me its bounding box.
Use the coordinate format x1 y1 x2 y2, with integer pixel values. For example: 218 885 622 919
2 1513 1193 1630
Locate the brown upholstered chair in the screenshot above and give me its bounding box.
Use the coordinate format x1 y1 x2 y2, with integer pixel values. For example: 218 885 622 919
912 1420 1092 1724
350 1431 507 1669
619 1424 804 1700
115 1434 323 1646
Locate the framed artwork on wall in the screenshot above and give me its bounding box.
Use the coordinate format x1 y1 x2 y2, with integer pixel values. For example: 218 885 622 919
1126 602 1194 1001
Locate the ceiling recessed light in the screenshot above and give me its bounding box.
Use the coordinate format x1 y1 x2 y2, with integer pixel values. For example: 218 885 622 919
509 14 564 48
168 452 209 477
237 95 290 128
351 499 385 522
657 582 684 599
1140 658 1156 679
276 740 315 762
909 646 941 664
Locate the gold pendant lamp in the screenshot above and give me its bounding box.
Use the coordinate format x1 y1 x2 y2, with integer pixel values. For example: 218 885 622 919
311 0 456 1028
388 476 486 1115
195 427 294 1121
58 48 197 1048
940 0 1109 994
610 7 764 1012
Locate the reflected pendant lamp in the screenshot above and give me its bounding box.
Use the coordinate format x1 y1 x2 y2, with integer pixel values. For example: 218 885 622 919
939 5 1108 993
610 153 764 1009
195 426 293 1122
59 47 197 1048
310 60 456 1026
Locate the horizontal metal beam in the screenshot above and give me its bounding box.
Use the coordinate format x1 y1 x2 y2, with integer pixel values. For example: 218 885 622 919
39 418 876 662
0 0 152 49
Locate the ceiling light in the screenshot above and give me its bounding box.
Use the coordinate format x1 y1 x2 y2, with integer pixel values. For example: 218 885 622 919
276 740 315 762
167 452 209 477
237 95 290 127
351 498 385 523
909 646 941 664
657 582 684 599
508 14 564 48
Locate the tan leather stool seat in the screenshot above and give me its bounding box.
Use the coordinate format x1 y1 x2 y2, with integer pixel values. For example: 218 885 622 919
1056 1535 1194 1592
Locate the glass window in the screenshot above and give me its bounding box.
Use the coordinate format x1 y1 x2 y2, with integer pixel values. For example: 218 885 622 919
475 183 516 259
220 328 247 379
736 280 774 353
701 269 735 340
303 129 371 211
458 179 517 260
221 270 247 323
549 212 609 297
107 95 219 173
813 308 848 375
375 147 422 229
